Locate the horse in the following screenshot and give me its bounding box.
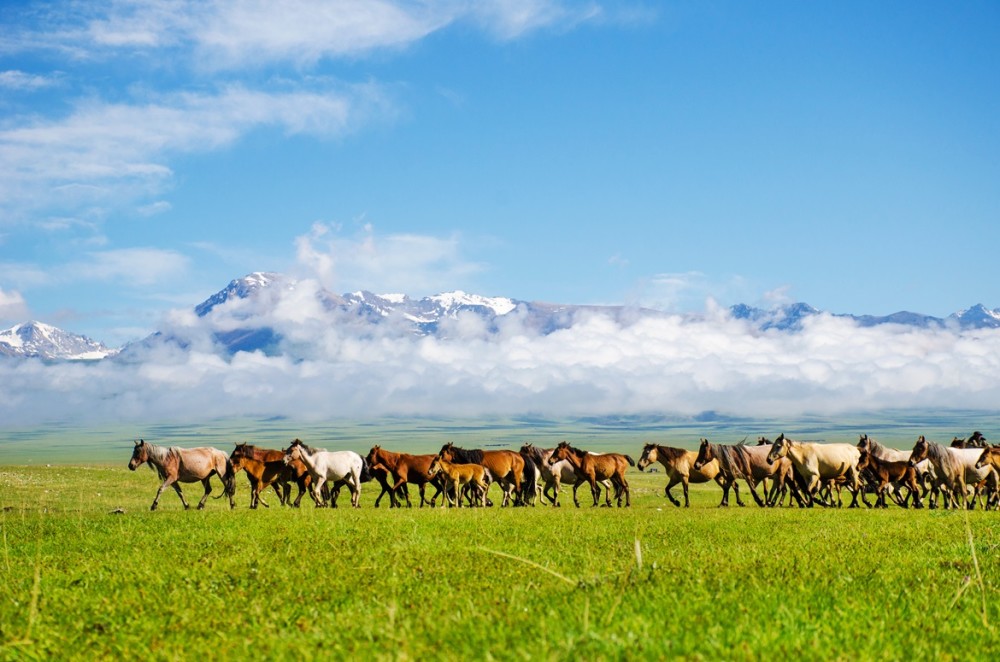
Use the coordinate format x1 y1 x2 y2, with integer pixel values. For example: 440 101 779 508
546 441 633 507
283 439 364 508
366 446 444 508
909 436 996 510
230 442 312 508
856 449 923 508
437 443 526 507
426 456 489 507
950 431 990 449
975 447 1000 509
128 439 236 511
765 434 866 508
693 438 799 507
519 443 615 507
636 442 725 508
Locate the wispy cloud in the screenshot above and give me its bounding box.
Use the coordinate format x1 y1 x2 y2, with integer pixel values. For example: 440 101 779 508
0 247 189 289
295 223 485 295
0 82 393 226
0 287 30 322
0 69 61 90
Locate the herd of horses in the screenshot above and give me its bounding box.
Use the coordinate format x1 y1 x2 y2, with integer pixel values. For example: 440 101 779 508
126 431 1000 512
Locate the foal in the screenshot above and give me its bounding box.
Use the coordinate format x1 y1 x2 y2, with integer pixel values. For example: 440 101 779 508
427 456 489 508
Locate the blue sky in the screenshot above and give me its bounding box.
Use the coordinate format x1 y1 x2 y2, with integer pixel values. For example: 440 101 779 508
2 1 999 346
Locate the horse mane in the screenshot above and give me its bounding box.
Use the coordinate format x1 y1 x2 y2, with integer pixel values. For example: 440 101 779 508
925 440 962 478
865 439 894 459
444 445 484 464
519 444 545 464
714 443 751 480
654 445 688 462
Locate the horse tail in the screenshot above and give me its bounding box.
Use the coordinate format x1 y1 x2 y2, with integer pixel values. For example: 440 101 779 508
521 460 538 504
624 455 636 467
213 457 238 499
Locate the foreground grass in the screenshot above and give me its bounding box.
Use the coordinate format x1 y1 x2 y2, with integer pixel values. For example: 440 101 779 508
1 465 998 660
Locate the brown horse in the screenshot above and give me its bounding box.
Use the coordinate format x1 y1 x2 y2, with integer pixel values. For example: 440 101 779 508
366 446 443 508
438 443 526 507
546 441 633 507
857 449 923 508
519 443 615 507
637 442 725 508
230 442 312 508
427 456 489 507
128 439 236 511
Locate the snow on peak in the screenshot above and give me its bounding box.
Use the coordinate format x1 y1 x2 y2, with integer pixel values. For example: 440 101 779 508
427 291 517 316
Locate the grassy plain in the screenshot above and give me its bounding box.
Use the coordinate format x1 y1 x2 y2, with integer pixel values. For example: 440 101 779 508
1 459 999 660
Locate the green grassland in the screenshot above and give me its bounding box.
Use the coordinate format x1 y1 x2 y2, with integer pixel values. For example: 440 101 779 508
2 459 999 660
2 414 999 659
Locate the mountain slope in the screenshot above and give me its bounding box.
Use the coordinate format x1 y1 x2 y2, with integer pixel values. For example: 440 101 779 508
0 322 116 360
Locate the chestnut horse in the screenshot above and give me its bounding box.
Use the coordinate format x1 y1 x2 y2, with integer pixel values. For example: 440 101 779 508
546 441 633 507
427 456 489 507
366 446 444 508
230 442 311 508
438 443 526 507
519 443 615 507
128 439 236 511
637 443 725 508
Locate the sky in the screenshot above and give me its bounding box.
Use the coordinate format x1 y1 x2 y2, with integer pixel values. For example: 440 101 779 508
1 0 998 346
2 2 1000 428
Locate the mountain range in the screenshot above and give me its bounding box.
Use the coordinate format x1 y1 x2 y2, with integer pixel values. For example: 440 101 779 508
3 271 1000 360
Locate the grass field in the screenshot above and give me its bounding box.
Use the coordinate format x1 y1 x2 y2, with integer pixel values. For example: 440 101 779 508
2 456 999 660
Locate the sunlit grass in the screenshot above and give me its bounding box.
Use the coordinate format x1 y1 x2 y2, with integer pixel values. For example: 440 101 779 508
1 463 998 659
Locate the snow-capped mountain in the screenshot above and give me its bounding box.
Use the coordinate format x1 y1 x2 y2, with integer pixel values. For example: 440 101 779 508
5 271 1000 361
0 322 116 360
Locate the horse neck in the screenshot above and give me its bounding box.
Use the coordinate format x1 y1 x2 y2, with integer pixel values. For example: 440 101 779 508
294 446 320 470
374 449 400 470
144 442 172 469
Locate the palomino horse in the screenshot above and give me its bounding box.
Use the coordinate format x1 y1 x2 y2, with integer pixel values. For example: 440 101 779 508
693 438 799 507
128 439 235 511
909 436 996 510
283 439 364 508
766 434 866 508
427 456 489 507
519 444 615 507
546 441 633 507
975 447 1000 509
230 442 312 509
636 443 725 508
366 446 444 508
437 443 526 507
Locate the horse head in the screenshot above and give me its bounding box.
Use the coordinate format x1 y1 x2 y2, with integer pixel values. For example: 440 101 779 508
366 445 381 466
975 447 991 470
438 442 455 461
856 449 873 472
128 439 148 471
636 443 658 471
692 438 713 470
857 434 872 452
547 441 572 466
283 439 304 465
968 431 989 448
909 436 929 467
756 437 772 446
766 434 788 463
427 456 442 476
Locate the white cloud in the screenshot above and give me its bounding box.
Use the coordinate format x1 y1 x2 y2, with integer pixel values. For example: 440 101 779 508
0 288 30 322
0 247 189 289
0 70 60 90
294 223 484 294
4 293 1000 426
0 82 392 226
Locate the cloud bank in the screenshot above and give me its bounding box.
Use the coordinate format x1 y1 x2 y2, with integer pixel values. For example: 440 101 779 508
3 281 1000 426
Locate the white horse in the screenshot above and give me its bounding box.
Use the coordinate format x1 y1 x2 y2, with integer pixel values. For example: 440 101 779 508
767 434 865 508
283 439 364 508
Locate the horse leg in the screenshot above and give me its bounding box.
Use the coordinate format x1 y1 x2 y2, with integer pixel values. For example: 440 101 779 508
196 478 213 510
151 476 182 511
682 477 692 508
664 476 682 508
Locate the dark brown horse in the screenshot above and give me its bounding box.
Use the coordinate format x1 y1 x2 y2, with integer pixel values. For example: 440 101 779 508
128 439 236 511
693 438 800 507
366 446 443 508
546 441 633 507
857 449 923 508
230 442 311 508
438 443 526 507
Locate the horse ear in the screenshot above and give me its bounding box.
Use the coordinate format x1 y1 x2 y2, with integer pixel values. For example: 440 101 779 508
134 439 140 446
